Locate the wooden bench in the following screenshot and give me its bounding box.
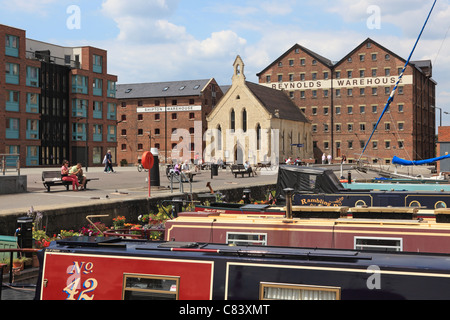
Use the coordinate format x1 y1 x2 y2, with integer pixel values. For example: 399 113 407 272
256 162 271 170
231 164 252 178
42 171 99 192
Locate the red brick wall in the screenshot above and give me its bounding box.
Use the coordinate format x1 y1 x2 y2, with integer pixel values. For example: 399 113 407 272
0 25 41 167
70 47 118 166
258 40 436 164
117 80 223 165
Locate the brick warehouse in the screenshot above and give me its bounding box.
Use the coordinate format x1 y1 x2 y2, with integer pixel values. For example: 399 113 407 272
116 79 223 165
0 24 118 168
257 38 436 164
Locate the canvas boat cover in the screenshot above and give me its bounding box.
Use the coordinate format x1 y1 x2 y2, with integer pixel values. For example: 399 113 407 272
275 165 347 197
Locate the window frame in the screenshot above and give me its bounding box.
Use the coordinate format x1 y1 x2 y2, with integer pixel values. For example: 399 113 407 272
354 236 403 252
122 274 179 300
260 282 341 300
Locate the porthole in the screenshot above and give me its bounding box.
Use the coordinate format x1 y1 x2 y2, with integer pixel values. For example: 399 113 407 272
435 201 447 209
409 200 421 208
355 200 366 207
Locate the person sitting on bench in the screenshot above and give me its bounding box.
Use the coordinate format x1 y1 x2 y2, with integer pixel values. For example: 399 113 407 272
61 160 80 191
70 163 87 190
244 160 255 177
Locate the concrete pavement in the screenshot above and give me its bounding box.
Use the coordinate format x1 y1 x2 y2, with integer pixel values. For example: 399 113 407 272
0 164 279 216
0 162 436 217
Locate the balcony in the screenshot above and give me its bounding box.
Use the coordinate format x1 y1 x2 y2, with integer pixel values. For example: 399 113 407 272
26 51 81 69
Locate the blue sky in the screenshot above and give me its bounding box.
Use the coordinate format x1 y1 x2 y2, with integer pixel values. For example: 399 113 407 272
1 0 450 123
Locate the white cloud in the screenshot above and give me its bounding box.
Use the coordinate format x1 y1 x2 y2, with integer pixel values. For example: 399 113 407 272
99 0 248 84
114 16 190 43
101 0 187 44
188 30 247 59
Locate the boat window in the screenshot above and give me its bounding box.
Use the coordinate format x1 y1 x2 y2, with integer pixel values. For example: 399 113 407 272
354 237 403 252
355 200 366 207
409 200 421 208
227 233 267 246
260 282 340 300
435 201 447 209
122 275 179 300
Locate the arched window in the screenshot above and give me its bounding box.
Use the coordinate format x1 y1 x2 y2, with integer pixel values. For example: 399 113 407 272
242 108 247 132
256 124 261 150
217 125 222 151
231 109 235 131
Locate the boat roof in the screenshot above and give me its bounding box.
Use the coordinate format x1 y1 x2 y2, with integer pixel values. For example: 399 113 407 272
46 237 450 270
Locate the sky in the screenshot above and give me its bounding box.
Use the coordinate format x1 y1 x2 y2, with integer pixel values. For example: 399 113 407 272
2 0 450 124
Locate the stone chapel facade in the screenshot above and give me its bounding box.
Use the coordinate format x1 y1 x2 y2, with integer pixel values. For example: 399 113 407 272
206 56 313 166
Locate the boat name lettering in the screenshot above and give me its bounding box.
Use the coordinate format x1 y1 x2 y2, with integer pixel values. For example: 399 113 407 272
299 197 344 207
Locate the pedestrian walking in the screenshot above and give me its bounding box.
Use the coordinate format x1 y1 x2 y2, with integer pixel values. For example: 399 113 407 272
103 150 115 173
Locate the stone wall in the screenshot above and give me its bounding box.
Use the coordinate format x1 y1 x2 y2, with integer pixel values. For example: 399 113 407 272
0 175 27 194
0 183 276 236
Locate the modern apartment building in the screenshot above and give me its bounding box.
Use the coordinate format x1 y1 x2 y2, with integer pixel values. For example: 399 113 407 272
116 79 223 165
0 24 118 168
257 38 436 164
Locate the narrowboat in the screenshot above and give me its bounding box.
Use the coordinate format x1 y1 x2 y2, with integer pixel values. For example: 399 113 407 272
165 206 450 254
37 237 450 300
276 165 450 210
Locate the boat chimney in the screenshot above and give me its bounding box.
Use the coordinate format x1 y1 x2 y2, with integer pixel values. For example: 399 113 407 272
242 189 252 204
284 188 294 219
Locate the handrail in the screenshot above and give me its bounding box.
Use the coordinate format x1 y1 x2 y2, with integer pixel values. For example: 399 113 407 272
0 248 41 288
0 154 20 176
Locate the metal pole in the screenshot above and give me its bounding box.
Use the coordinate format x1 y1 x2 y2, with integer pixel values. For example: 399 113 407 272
86 118 89 172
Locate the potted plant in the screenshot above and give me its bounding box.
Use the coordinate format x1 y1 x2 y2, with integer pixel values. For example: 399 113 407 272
13 256 31 271
112 216 126 229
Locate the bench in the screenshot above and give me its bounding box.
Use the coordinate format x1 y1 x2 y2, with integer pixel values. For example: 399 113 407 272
231 164 253 178
256 162 271 171
42 171 99 192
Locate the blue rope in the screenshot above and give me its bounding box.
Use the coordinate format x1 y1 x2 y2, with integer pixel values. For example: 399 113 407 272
359 0 437 161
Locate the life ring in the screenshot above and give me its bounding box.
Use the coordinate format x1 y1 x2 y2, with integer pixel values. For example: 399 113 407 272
141 151 154 170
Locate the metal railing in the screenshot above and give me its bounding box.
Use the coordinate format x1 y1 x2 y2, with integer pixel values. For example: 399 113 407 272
26 51 81 69
0 248 40 300
1 154 20 176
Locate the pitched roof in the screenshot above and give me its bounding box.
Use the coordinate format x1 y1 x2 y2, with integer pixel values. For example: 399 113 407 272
245 81 309 123
256 43 333 77
334 38 435 80
116 79 213 99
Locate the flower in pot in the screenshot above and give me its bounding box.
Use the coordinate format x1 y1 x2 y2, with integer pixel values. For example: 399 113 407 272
13 257 31 271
